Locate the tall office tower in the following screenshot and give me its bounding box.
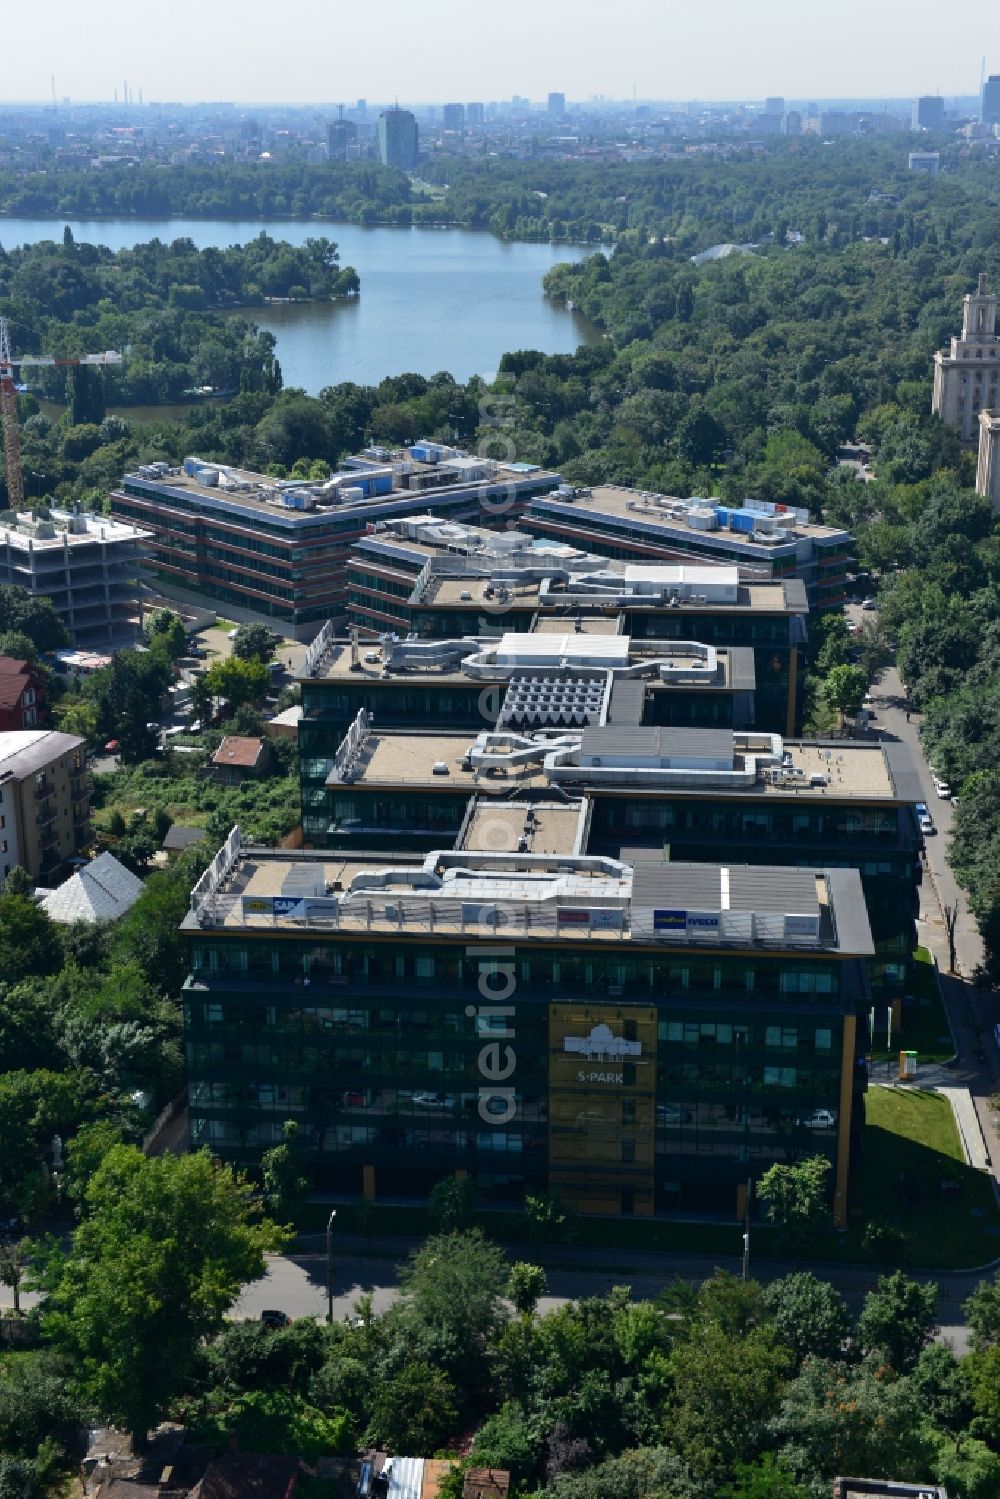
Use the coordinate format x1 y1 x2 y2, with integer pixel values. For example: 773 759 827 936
466 101 485 126
327 119 357 160
764 96 785 115
982 75 1000 124
443 102 465 131
932 274 1000 439
548 91 566 117
912 95 945 130
356 98 367 119
377 108 418 168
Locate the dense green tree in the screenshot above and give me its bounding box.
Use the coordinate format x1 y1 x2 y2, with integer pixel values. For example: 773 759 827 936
856 1271 938 1372
260 1119 309 1222
756 1156 831 1252
39 1144 285 1447
668 1320 790 1482
0 897 60 981
762 1272 851 1367
772 1356 935 1488
231 621 279 663
507 1260 548 1318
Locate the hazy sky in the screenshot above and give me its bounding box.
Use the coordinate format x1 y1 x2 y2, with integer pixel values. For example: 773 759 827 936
5 0 989 105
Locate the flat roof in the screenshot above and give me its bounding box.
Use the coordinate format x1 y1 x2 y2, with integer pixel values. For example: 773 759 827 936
416 570 808 615
329 731 549 791
1 509 150 550
459 799 585 856
183 842 873 955
307 636 752 692
122 463 561 529
531 484 851 544
325 726 901 800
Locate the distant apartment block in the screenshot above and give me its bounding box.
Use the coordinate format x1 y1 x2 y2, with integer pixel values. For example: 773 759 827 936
443 103 465 131
466 102 485 126
548 92 566 117
0 509 149 649
0 729 89 885
519 484 854 610
933 273 1000 439
111 451 560 637
377 108 418 168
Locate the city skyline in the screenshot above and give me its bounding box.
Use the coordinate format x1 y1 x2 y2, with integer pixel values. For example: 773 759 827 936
4 0 994 106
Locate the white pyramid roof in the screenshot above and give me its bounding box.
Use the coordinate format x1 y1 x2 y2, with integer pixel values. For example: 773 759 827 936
39 851 144 925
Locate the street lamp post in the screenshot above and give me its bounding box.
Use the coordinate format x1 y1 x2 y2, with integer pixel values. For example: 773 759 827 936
326 1208 336 1325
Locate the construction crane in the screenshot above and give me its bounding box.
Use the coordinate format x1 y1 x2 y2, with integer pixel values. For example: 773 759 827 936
0 315 122 510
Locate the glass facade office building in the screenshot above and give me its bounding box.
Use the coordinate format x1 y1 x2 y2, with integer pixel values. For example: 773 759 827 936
181 841 872 1220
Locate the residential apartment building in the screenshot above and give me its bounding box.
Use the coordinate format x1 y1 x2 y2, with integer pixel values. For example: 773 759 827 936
0 729 89 884
111 454 559 638
181 829 872 1219
306 713 921 1000
0 509 150 648
0 657 43 730
518 484 854 611
932 274 1000 439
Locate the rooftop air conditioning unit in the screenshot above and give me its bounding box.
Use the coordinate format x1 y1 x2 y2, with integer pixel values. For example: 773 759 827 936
432 761 450 775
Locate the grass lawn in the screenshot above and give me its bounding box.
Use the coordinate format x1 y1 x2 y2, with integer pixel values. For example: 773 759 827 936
845 1085 1000 1269
871 948 955 1066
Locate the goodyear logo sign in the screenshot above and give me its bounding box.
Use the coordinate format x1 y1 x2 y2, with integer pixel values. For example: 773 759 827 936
653 909 687 931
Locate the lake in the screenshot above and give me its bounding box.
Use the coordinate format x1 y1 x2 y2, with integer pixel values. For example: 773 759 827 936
0 217 599 392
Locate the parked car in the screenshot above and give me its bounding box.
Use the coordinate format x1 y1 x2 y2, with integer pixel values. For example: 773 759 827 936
797 1108 836 1129
915 801 928 818
260 1309 290 1330
861 598 878 611
412 1092 456 1109
919 813 935 836
934 780 952 800
103 739 119 753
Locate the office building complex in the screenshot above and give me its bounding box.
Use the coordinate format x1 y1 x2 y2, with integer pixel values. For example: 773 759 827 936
519 484 854 611
443 103 465 131
181 829 872 1219
764 97 785 116
111 453 559 637
466 103 485 126
344 522 809 733
912 96 945 130
933 274 1000 439
0 729 89 885
0 509 149 649
548 92 566 117
377 108 418 168
300 704 920 999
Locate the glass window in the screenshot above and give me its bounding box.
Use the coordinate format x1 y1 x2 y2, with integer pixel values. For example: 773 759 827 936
815 1028 833 1051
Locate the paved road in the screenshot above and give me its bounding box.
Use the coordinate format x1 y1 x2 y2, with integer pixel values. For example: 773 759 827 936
230 1242 975 1355
859 625 1000 1191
